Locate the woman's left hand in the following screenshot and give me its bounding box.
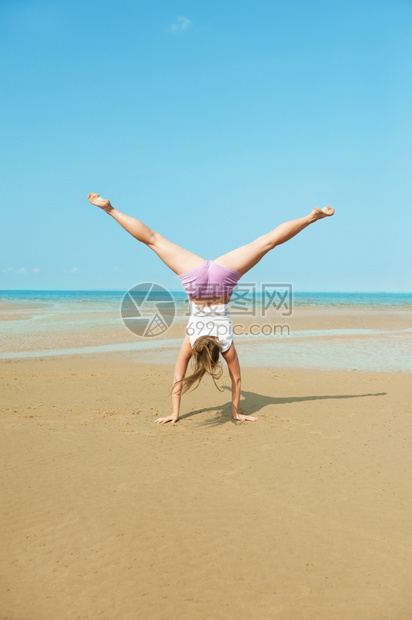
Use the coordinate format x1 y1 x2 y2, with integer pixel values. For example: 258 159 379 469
232 413 257 422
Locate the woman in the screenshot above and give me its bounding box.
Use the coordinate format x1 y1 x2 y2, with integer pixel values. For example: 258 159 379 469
87 193 334 424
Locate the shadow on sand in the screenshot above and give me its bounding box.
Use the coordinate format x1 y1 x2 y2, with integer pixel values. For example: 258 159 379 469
179 386 387 426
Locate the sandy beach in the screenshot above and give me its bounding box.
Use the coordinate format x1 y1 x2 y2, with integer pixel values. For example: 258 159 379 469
3 0 412 614
1 342 412 619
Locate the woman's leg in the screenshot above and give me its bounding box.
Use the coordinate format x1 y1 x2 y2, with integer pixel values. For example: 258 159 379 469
214 206 334 275
88 193 205 275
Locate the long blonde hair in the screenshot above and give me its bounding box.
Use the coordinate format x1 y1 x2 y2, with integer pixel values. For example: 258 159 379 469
179 336 223 394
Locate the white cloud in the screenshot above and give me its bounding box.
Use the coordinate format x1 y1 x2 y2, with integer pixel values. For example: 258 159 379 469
2 266 27 274
170 16 192 33
70 267 78 273
32 267 40 273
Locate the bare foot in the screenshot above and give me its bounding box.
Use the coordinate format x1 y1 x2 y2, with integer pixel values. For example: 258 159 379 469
87 193 113 213
311 206 335 220
232 414 257 422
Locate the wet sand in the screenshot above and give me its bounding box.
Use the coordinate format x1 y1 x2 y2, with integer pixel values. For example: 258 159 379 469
1 353 411 619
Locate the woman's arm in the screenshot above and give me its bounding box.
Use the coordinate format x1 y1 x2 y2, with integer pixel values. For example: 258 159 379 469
155 334 193 424
223 344 257 422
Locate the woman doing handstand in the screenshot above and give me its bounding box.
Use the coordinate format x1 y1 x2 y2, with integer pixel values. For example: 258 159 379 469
87 193 334 424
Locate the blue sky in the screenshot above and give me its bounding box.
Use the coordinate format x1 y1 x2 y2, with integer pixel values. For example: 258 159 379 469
1 0 411 292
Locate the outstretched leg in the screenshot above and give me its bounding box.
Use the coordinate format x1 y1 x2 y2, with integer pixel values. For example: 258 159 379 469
214 207 335 275
87 193 205 275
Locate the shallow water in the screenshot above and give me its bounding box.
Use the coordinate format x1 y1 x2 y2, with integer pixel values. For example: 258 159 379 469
1 291 411 371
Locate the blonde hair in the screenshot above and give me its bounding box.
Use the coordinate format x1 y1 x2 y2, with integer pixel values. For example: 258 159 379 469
179 336 223 394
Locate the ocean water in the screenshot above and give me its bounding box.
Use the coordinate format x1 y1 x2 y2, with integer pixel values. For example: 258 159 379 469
2 289 412 308
1 290 411 371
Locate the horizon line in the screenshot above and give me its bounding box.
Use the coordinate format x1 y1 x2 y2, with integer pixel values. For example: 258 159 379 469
1 289 412 295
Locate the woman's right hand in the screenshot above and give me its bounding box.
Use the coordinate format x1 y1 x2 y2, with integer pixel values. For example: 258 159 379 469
155 415 179 425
